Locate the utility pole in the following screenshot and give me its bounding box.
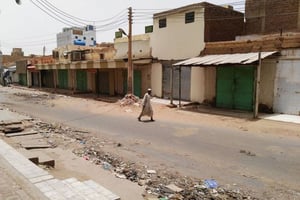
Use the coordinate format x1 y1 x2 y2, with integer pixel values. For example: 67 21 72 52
127 7 133 94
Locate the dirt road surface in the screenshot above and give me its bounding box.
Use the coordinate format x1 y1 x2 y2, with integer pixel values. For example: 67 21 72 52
1 85 300 199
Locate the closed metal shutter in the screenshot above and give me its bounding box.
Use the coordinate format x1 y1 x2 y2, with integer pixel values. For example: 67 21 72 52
216 66 254 111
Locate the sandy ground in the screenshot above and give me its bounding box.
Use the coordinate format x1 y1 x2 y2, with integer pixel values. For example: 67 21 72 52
1 86 300 199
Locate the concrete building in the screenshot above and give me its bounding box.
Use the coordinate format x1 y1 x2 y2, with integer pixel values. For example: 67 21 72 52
175 34 300 115
57 25 96 47
245 0 300 35
114 34 154 97
149 2 244 101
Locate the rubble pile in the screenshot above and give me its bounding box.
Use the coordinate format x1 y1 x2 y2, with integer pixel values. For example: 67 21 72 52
119 94 140 106
33 120 258 200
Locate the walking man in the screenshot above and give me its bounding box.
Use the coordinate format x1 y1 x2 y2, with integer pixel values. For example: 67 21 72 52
138 88 154 121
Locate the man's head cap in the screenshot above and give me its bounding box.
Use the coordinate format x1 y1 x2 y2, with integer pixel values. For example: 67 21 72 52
147 88 152 91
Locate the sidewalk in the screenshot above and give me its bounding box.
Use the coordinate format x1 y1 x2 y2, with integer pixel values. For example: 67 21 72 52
152 97 300 124
0 108 121 200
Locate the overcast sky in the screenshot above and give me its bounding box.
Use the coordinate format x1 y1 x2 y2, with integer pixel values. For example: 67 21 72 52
0 0 245 55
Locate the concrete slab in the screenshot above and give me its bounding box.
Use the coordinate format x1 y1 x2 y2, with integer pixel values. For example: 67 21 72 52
260 114 300 124
5 130 38 137
0 109 32 121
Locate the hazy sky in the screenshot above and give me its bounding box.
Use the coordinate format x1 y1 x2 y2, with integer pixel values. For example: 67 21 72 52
0 0 245 55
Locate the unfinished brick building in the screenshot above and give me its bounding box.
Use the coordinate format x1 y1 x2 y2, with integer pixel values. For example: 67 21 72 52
245 0 300 35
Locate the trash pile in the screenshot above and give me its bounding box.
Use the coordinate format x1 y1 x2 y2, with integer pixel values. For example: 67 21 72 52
119 94 140 106
33 120 258 200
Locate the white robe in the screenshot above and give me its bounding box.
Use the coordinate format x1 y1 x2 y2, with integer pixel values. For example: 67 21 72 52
140 93 153 117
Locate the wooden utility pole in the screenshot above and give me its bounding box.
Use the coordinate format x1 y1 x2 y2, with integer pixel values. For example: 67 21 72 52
254 51 262 118
127 7 133 94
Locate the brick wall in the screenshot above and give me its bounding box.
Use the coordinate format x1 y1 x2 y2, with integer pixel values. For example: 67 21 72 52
246 0 300 35
204 3 244 42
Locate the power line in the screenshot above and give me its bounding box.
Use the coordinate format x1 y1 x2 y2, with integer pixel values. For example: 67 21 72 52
30 0 82 27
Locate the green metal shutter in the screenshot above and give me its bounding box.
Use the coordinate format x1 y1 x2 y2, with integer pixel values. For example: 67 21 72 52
76 70 87 92
216 66 254 111
58 70 68 89
41 70 54 88
234 67 254 111
123 70 142 97
98 71 109 95
134 70 141 97
19 73 27 86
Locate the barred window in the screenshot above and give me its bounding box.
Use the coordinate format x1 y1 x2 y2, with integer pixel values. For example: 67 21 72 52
159 18 167 28
185 12 195 24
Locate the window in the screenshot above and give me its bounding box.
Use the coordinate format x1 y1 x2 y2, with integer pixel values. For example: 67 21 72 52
100 53 104 60
83 36 86 40
52 51 59 59
91 37 94 41
159 18 167 28
185 12 195 24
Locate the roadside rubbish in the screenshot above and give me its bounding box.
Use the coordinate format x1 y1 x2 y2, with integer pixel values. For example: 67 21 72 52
102 161 112 170
119 94 139 106
204 179 218 189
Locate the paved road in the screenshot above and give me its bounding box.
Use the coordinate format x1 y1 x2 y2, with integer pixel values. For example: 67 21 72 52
1 87 300 199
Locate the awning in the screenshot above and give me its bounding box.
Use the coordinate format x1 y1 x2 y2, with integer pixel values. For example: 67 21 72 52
173 51 278 66
27 66 36 70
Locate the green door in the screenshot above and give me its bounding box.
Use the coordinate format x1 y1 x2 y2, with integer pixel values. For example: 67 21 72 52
134 70 141 97
76 70 87 92
98 71 109 95
123 70 142 97
58 70 68 89
19 74 27 86
216 66 254 111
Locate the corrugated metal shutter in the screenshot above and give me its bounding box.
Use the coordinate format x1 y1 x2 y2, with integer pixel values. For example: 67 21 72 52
41 70 54 88
76 70 87 91
58 70 68 89
32 72 39 87
98 71 109 95
216 66 254 111
273 61 300 115
163 65 191 101
19 74 27 86
134 70 142 97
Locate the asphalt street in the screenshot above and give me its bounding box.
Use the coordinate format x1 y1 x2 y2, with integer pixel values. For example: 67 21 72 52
1 87 300 199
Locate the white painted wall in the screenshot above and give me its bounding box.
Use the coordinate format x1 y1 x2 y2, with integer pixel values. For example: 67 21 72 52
151 63 162 97
190 67 205 102
190 67 216 103
204 67 216 103
114 34 152 59
259 59 277 109
57 26 96 47
151 8 205 60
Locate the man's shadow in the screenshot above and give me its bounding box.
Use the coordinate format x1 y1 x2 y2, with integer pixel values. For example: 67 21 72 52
139 119 155 123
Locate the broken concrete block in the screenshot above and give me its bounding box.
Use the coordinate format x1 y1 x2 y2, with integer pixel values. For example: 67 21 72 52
166 183 183 193
147 169 156 174
3 124 24 133
5 130 38 137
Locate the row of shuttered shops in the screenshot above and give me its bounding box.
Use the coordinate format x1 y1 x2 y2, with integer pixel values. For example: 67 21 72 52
18 52 300 115
22 60 152 98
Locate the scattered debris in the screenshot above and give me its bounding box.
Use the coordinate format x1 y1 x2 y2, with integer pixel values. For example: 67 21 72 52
147 169 157 174
240 149 256 156
1 113 258 199
204 179 218 189
5 130 38 137
119 94 139 106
